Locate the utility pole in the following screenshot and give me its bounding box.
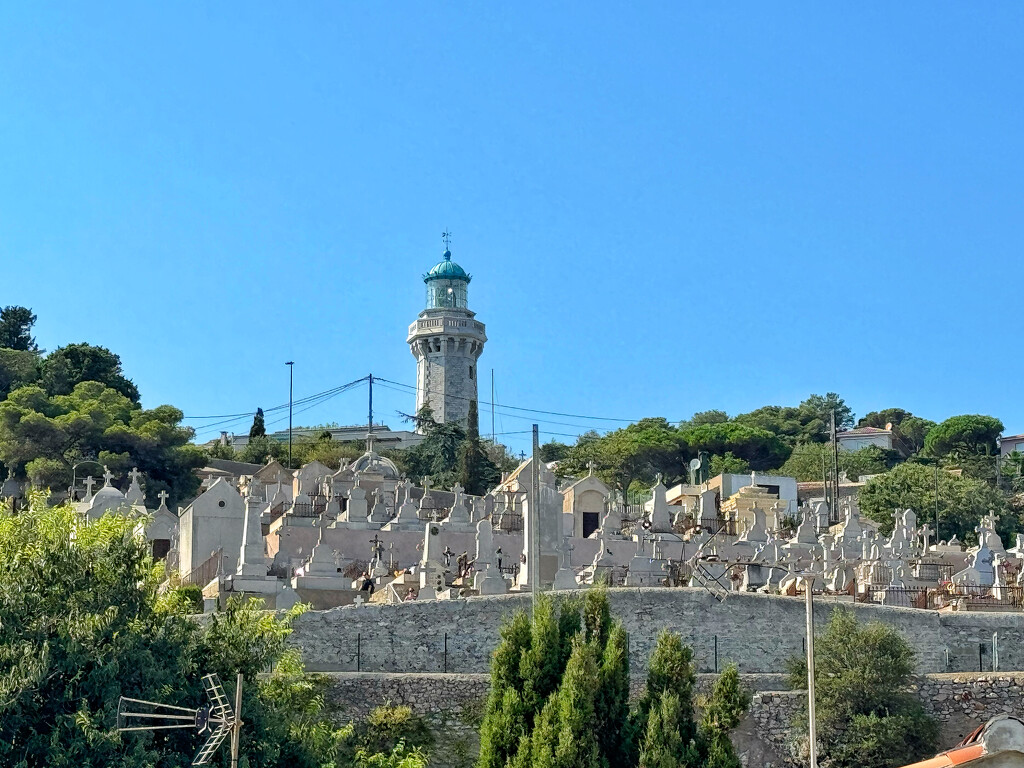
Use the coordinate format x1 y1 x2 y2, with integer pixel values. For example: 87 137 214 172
531 424 540 615
368 374 374 434
933 462 941 540
830 409 839 520
491 369 495 444
805 579 819 768
285 362 294 468
230 673 244 768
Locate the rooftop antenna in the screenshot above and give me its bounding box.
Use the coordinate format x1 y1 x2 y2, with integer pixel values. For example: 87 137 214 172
118 672 244 766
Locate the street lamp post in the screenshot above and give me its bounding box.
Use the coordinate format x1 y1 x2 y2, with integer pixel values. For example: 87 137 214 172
802 573 819 768
285 362 294 468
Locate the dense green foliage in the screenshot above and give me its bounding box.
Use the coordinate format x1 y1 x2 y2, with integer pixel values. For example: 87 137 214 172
0 494 427 768
477 593 748 768
0 309 203 505
859 461 1015 544
0 382 205 507
786 608 937 768
0 306 39 351
778 443 895 483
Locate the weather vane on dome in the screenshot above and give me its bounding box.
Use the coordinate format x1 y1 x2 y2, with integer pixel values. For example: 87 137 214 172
442 229 452 254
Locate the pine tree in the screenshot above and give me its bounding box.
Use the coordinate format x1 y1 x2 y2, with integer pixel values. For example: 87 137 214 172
699 664 750 768
249 407 266 438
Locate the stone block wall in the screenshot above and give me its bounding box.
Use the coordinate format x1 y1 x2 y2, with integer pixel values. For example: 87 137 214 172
321 672 1024 768
290 588 1024 675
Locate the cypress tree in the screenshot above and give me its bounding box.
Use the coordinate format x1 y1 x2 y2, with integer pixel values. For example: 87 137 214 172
595 621 632 768
556 595 583 670
553 638 601 768
699 663 749 768
583 583 612 648
249 407 266 438
457 400 499 495
519 595 563 721
639 692 700 768
633 631 699 754
477 612 532 768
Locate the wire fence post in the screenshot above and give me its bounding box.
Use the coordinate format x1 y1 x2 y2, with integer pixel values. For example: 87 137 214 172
714 635 719 673
357 634 361 673
444 633 448 673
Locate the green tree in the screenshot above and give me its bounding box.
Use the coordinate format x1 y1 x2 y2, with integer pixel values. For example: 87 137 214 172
699 664 750 768
709 452 750 476
632 631 699 756
0 348 40 399
799 393 854 433
858 409 935 458
457 400 501 495
638 692 699 768
678 422 789 471
0 382 204 506
560 419 682 498
777 443 894 482
540 440 572 463
925 415 1004 462
681 410 729 428
239 433 287 465
0 305 39 351
0 493 426 768
858 461 1014 543
786 608 937 768
41 343 140 403
250 407 267 438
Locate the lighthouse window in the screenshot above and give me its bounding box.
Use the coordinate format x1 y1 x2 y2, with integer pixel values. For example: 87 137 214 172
469 366 474 380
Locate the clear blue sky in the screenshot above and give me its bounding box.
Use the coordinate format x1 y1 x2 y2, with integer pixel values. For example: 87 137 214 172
2 4 1022 455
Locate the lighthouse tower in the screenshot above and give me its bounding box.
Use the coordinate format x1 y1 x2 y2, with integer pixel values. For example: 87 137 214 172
407 243 486 430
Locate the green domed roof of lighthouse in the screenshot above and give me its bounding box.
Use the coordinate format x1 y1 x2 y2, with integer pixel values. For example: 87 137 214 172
423 251 471 283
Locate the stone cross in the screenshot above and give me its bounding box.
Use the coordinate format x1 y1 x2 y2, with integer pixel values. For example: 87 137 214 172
452 483 465 497
366 432 376 453
102 466 114 486
985 510 1000 531
560 536 574 569
158 490 169 508
655 472 663 486
353 594 364 607
442 546 454 568
84 476 96 498
587 460 596 476
369 534 384 561
128 467 142 484
921 524 934 552
422 477 431 495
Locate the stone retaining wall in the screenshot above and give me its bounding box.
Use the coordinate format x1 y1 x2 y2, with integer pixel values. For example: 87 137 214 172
323 672 1024 768
291 588 1024 675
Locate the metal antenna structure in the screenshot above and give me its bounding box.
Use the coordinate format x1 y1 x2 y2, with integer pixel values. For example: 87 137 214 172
117 672 244 767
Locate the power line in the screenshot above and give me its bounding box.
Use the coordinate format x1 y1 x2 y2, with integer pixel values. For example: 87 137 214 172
374 376 644 424
184 376 370 420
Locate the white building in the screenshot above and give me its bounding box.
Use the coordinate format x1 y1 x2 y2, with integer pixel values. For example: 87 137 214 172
836 426 893 452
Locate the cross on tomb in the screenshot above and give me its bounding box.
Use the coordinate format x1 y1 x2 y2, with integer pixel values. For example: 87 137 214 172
920 524 934 552
353 595 364 607
587 460 596 476
84 476 96 498
365 432 376 453
369 534 384 561
560 536 574 569
158 490 169 508
442 546 454 568
655 472 664 486
452 483 465 497
422 477 431 495
128 467 142 484
102 466 114 486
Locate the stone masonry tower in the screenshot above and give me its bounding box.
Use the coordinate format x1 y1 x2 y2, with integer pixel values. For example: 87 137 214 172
407 244 486 431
